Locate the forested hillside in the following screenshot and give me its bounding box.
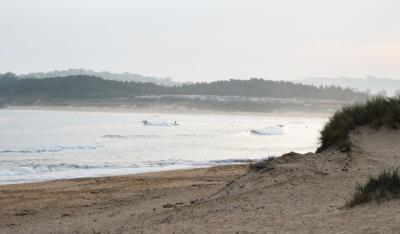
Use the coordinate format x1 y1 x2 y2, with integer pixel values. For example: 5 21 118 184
0 74 367 101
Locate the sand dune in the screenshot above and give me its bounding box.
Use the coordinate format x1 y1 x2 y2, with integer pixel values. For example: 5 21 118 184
1 127 399 233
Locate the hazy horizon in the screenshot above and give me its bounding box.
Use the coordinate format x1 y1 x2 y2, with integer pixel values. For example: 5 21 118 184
3 68 400 83
1 0 400 82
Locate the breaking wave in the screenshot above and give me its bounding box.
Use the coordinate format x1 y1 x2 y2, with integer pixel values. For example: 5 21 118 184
102 134 215 139
0 144 103 154
0 158 258 184
102 134 159 139
250 125 284 135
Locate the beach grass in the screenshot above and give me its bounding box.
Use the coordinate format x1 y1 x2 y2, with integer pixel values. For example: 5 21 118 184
316 96 400 153
347 167 400 207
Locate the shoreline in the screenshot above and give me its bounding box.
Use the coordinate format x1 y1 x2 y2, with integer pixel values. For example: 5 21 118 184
0 164 246 188
0 164 237 187
4 105 332 118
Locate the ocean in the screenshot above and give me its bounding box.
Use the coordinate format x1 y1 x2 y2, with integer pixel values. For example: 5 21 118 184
0 109 326 184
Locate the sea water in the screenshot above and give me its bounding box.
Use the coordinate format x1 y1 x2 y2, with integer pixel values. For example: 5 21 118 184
0 109 326 184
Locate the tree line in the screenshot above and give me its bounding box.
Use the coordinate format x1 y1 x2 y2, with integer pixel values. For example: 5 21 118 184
0 73 367 101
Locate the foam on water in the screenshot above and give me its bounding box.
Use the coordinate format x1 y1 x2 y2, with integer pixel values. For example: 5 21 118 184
250 125 284 135
0 158 256 184
142 118 178 126
102 134 159 139
0 144 103 154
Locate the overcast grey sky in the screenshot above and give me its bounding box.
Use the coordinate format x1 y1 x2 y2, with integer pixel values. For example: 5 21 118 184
1 0 399 82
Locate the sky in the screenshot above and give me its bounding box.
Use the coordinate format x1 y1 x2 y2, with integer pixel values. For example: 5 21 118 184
1 0 399 82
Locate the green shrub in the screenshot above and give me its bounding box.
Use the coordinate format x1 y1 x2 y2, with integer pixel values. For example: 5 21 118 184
248 161 268 171
338 140 352 153
248 156 274 171
347 167 400 207
317 96 400 153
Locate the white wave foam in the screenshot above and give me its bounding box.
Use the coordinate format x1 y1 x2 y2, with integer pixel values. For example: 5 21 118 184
0 158 258 185
102 134 214 139
250 125 284 135
102 134 159 139
0 144 103 154
142 119 178 126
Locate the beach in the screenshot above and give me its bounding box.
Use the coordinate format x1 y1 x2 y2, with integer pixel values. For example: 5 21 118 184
1 127 399 233
2 1 397 232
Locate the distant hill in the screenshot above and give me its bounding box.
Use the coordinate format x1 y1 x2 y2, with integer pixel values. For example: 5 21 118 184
301 77 400 96
0 75 367 101
0 75 369 112
9 69 179 86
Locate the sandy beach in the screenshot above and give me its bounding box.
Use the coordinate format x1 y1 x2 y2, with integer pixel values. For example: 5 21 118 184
1 127 399 233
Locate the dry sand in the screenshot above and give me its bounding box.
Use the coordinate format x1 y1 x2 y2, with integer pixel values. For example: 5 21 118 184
1 127 399 233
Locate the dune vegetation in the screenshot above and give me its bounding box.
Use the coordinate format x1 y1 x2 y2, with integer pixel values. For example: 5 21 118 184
248 156 275 171
316 96 400 153
347 168 400 207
